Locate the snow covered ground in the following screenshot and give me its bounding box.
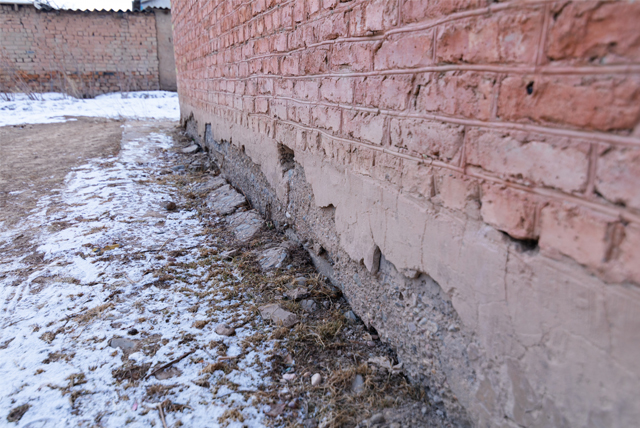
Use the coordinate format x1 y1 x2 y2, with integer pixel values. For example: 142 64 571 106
0 91 179 127
0 122 274 427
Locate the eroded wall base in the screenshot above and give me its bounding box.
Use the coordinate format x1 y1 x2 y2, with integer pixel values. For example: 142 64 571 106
183 108 640 428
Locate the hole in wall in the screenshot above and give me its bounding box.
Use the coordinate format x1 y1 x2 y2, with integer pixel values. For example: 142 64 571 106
526 81 534 95
501 232 539 253
278 143 295 172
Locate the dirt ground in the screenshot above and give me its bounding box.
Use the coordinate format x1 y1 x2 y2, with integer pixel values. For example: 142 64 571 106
0 119 448 428
0 118 123 227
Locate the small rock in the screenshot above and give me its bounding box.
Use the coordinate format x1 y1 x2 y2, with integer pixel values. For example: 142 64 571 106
286 287 309 301
181 144 200 154
162 201 177 211
192 320 208 329
436 410 444 417
215 323 236 336
207 184 246 216
109 337 139 353
259 304 299 328
344 310 358 323
303 418 319 428
7 404 30 423
127 328 139 336
171 165 185 171
155 366 182 380
421 406 428 415
227 210 264 241
287 398 299 409
282 373 296 381
311 373 322 386
369 413 385 425
294 276 307 286
301 299 318 313
258 246 288 270
351 374 365 394
303 372 311 378
265 402 286 418
189 162 207 172
197 176 226 193
389 423 400 428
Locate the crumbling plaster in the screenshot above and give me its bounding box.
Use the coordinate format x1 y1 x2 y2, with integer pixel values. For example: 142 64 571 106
183 106 640 428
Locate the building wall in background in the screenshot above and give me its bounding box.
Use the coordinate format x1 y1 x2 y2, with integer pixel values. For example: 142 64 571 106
0 4 176 96
172 1 640 427
154 8 176 91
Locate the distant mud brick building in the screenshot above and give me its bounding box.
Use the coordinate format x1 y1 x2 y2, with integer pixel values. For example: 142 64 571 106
0 2 176 97
171 1 640 426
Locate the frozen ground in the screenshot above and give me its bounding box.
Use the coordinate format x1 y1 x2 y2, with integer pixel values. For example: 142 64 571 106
0 91 179 127
0 122 274 427
0 94 444 428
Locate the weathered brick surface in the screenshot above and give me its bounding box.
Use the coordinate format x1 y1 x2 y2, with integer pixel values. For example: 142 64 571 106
0 5 161 96
172 0 640 426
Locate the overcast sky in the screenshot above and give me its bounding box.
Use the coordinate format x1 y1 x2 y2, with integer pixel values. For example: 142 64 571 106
52 0 132 11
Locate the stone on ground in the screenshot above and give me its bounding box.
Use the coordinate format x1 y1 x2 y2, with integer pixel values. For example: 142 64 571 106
258 246 288 270
206 184 246 215
286 287 310 301
180 144 200 154
215 323 236 336
259 303 299 327
227 209 264 241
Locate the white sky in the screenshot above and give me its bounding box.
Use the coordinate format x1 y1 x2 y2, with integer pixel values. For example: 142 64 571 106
52 0 132 11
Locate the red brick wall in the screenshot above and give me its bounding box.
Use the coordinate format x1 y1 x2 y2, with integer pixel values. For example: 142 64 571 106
173 0 640 286
0 5 160 96
172 1 640 426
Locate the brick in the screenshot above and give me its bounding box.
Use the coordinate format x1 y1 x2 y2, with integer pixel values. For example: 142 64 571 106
497 75 640 132
374 31 432 70
293 0 305 23
293 79 319 101
371 150 402 185
480 184 538 240
354 75 413 110
330 42 374 72
436 171 479 211
539 202 617 269
342 111 386 145
314 10 348 41
255 97 269 113
415 72 496 121
595 147 640 211
613 224 640 285
465 128 590 193
389 118 464 162
547 2 640 64
300 46 329 74
401 161 436 200
436 9 542 64
270 98 287 119
311 105 341 133
281 52 300 75
401 0 485 23
320 77 353 104
288 103 311 125
364 0 398 33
